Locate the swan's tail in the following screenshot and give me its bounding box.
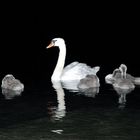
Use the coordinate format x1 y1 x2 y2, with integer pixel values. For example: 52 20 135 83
134 77 140 85
92 66 100 74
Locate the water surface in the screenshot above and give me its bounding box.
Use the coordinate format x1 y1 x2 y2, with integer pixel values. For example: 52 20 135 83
0 79 140 140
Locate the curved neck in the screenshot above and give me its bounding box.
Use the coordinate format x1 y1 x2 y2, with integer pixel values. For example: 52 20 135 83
121 68 126 79
51 44 66 81
120 65 127 79
112 69 119 77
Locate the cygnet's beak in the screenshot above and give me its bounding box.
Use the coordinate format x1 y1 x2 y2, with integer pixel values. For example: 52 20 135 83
46 42 54 49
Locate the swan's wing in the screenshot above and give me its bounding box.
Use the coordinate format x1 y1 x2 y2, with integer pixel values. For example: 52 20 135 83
61 62 99 81
62 61 79 74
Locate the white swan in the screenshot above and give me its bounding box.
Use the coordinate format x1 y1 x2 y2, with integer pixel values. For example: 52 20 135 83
47 38 100 83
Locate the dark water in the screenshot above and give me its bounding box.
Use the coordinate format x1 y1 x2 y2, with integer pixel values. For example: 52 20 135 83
1 3 140 139
0 77 140 140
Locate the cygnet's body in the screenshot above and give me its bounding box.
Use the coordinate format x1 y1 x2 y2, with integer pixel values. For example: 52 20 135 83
2 88 23 99
77 74 100 90
112 64 135 90
105 64 135 85
105 69 135 84
1 74 24 91
113 77 135 90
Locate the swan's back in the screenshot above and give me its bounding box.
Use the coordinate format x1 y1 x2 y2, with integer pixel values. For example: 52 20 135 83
62 61 79 74
61 61 100 81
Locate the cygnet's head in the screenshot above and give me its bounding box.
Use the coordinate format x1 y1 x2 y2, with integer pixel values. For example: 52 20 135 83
119 64 127 78
112 68 121 77
47 38 65 48
3 74 15 81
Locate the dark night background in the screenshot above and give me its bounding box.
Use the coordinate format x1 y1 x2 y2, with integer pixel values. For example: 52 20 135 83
0 2 140 139
0 2 140 86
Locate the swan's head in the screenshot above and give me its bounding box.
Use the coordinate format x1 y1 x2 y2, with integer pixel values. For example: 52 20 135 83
47 38 65 48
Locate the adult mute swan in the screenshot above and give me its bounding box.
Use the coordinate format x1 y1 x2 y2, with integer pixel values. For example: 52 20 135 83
47 38 100 83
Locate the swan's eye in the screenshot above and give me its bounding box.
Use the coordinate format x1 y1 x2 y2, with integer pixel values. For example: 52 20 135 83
52 40 57 44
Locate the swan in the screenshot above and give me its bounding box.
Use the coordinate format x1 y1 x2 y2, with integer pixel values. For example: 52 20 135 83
1 74 24 91
47 38 100 83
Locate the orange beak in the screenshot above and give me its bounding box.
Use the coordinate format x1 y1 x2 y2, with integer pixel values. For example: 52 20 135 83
46 42 54 49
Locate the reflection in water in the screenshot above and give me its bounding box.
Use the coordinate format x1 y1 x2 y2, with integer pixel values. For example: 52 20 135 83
78 74 100 90
48 78 100 121
48 81 66 121
62 79 100 98
61 80 80 92
51 129 63 134
2 88 23 100
78 87 99 98
113 86 134 108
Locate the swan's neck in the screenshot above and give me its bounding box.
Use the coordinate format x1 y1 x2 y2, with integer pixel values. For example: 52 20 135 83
51 44 66 81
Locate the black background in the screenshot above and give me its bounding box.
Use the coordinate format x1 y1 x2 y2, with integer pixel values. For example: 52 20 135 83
0 2 139 84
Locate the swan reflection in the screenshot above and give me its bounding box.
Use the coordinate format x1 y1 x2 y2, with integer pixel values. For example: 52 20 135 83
62 79 99 98
48 81 66 121
61 74 100 93
113 86 134 108
2 88 23 100
78 87 99 98
61 80 80 92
